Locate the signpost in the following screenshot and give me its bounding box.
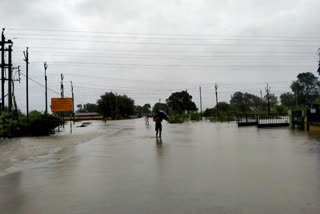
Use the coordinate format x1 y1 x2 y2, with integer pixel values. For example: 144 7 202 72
51 98 73 112
51 98 74 133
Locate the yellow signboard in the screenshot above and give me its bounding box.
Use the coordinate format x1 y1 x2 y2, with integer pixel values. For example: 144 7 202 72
51 98 73 112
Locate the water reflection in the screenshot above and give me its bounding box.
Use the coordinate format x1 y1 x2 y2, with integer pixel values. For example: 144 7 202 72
1 119 320 213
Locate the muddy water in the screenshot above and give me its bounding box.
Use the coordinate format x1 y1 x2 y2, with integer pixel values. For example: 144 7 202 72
1 119 320 214
0 120 124 176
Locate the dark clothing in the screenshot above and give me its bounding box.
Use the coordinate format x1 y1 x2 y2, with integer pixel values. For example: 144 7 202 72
153 114 163 136
155 123 162 132
153 114 162 125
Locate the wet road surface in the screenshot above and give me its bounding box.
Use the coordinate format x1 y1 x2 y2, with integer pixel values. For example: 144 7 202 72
1 119 320 213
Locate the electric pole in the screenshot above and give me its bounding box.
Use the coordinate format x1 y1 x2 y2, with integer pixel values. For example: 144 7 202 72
0 29 13 112
60 73 64 127
70 81 73 133
44 62 48 114
71 81 74 123
11 66 20 102
23 47 29 118
115 92 118 119
215 83 219 120
8 44 12 112
265 83 271 115
317 49 320 74
1 29 5 112
110 91 113 118
199 86 202 116
60 73 64 98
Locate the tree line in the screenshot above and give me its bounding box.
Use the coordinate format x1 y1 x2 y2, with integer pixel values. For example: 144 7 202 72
77 91 199 120
204 72 320 120
77 72 320 122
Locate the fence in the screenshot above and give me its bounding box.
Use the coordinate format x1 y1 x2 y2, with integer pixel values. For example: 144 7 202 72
236 114 289 127
257 114 289 128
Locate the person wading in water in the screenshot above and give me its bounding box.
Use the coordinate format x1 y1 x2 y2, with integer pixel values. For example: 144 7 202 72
153 112 163 138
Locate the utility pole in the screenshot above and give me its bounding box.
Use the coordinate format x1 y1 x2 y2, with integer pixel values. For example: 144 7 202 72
71 81 74 123
60 73 64 127
8 44 12 112
70 81 73 133
265 83 271 115
115 93 118 119
260 90 263 99
23 47 29 118
44 62 48 114
0 29 13 112
110 91 113 118
318 49 320 75
12 66 20 98
199 86 202 116
215 83 219 120
14 66 21 83
1 29 5 112
60 73 64 98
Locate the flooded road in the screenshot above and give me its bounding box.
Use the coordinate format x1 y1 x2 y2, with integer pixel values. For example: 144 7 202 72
1 119 320 213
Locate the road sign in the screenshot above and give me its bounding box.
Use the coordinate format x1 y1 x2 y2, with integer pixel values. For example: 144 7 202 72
51 98 73 112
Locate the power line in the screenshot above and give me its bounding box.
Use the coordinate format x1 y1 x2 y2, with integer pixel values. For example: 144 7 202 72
20 71 59 95
13 37 319 47
20 71 86 103
12 46 319 54
6 27 320 39
26 61 314 68
41 73 294 85
21 63 315 71
7 32 320 43
72 84 291 95
28 53 317 60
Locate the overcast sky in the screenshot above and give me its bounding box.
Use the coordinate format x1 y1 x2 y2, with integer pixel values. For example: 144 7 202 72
1 0 320 113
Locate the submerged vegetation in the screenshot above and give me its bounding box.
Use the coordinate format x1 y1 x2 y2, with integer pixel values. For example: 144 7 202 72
0 110 63 138
168 112 202 124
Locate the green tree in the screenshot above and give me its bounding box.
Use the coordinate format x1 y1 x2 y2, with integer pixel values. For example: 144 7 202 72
97 92 134 119
264 93 278 110
134 105 143 116
135 104 151 116
142 104 151 115
216 102 230 112
203 102 235 121
152 103 170 114
230 92 265 113
166 91 198 114
76 104 83 112
290 72 320 105
230 92 248 113
280 92 296 109
203 107 216 117
79 103 99 112
272 105 288 114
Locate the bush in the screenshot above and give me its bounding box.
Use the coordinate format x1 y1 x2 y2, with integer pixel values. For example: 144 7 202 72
28 113 63 136
271 105 288 114
297 116 305 130
0 111 64 138
190 112 202 121
169 114 189 124
0 111 28 138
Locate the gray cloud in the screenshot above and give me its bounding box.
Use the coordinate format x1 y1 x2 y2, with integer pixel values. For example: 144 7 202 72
0 0 319 112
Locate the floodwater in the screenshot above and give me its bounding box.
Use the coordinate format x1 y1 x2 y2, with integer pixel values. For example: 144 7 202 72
1 119 320 214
